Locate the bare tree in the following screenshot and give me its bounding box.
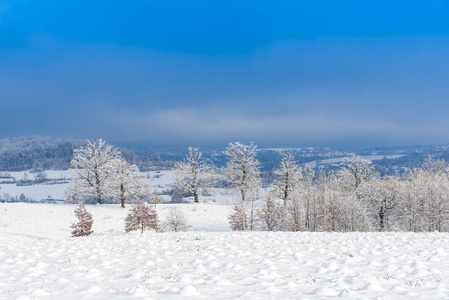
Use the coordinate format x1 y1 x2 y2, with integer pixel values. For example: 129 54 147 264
71 202 94 237
223 142 261 202
125 199 158 233
163 207 190 232
172 147 216 203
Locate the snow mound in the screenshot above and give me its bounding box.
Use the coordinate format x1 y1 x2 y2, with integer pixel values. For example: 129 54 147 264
179 285 200 296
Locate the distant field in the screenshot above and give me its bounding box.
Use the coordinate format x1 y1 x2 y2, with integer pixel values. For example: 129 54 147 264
0 170 175 202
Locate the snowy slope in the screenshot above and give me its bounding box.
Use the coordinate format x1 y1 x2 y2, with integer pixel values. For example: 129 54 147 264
1 203 449 299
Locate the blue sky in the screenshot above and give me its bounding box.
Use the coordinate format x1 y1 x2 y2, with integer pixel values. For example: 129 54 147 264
1 1 449 148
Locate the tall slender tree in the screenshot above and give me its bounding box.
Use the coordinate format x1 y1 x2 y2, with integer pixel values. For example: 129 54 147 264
109 157 150 208
274 151 302 206
223 142 261 202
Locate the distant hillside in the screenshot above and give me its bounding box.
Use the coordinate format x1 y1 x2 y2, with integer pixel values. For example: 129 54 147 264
0 136 173 171
1 136 447 175
136 143 449 177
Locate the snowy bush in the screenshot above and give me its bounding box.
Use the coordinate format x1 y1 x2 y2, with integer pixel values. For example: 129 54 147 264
125 199 158 233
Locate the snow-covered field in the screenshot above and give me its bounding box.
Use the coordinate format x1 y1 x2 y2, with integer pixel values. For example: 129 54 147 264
0 170 175 202
1 203 449 299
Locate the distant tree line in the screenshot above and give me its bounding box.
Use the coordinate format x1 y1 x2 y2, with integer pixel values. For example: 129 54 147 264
0 193 32 203
0 136 174 172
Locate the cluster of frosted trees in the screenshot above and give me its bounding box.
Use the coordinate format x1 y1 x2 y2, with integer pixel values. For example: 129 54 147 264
284 156 449 232
67 139 150 208
173 142 449 232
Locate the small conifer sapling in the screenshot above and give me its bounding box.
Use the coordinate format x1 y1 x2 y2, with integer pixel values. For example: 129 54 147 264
71 201 94 237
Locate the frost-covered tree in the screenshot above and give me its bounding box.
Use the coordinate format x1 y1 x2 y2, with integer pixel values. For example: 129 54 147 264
337 155 376 231
298 167 317 230
399 158 449 232
336 170 371 231
284 192 304 231
125 199 158 233
223 142 261 202
172 147 215 203
229 189 259 231
258 193 284 231
68 139 121 204
71 202 94 237
150 187 163 206
273 151 302 206
109 157 150 208
163 207 190 232
341 155 376 189
360 176 401 231
66 178 87 204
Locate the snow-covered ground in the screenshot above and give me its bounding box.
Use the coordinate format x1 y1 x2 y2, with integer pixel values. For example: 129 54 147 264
1 203 449 299
0 170 238 204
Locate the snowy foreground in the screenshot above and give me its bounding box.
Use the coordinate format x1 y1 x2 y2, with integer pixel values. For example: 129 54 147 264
1 204 449 299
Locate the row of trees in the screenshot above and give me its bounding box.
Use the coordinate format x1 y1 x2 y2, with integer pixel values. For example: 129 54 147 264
172 142 261 203
66 139 449 232
172 142 449 232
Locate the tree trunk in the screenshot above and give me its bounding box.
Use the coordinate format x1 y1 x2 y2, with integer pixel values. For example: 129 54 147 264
283 172 289 206
379 200 386 231
120 183 125 208
194 191 199 203
379 209 385 231
96 188 102 204
241 166 246 202
95 172 102 204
